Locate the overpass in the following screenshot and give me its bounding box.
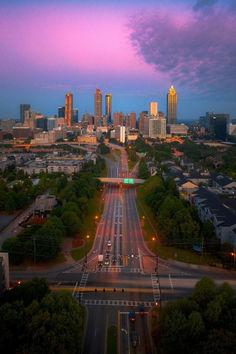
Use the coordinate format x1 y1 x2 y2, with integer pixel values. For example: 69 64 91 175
99 177 145 185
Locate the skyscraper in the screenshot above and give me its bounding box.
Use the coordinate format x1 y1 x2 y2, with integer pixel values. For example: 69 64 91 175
72 108 78 124
167 85 177 124
20 104 30 124
58 106 65 118
138 111 148 134
94 89 102 126
130 111 136 129
105 94 112 123
149 102 158 116
65 93 73 126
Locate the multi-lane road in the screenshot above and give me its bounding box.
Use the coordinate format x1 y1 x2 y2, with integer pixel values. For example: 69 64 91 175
7 145 236 354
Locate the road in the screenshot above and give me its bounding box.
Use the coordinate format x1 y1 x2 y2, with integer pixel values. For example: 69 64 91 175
8 144 236 354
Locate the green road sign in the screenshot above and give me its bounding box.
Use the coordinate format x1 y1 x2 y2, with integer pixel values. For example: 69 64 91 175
124 178 134 184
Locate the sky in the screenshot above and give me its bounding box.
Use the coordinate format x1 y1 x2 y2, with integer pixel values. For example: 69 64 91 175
0 0 236 121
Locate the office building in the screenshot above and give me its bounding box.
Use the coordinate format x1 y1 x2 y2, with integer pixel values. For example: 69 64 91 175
125 114 130 128
65 93 73 126
120 126 126 143
47 118 58 131
130 111 136 129
20 104 30 124
209 114 230 141
94 89 102 126
35 116 47 131
0 119 16 131
138 111 148 134
169 124 188 136
24 110 38 130
72 108 79 124
229 123 236 136
149 117 166 139
113 111 124 127
58 106 65 118
149 102 158 116
167 85 177 124
105 94 112 123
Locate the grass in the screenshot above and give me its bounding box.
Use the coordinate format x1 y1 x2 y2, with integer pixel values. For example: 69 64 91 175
71 190 104 261
113 149 121 158
128 159 138 172
99 162 109 177
106 326 117 354
104 153 117 162
136 176 221 267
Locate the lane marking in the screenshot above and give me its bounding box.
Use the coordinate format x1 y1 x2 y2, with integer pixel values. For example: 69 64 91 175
118 310 121 354
72 280 78 296
104 314 109 354
169 274 174 293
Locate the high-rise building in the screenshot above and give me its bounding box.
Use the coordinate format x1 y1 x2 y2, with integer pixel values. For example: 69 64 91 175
20 104 30 124
94 89 102 126
125 114 130 128
24 110 37 129
120 126 126 143
130 111 136 129
209 114 230 141
72 108 78 124
65 93 73 126
105 94 112 123
138 111 148 134
58 106 65 118
167 85 177 124
149 102 158 116
113 111 120 127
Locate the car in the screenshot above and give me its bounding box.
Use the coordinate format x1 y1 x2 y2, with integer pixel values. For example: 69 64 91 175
139 304 145 315
129 309 136 322
130 330 137 347
107 240 112 247
106 250 111 256
104 257 110 266
112 256 117 264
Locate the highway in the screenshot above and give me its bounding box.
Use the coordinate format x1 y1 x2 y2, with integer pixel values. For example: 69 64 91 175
8 145 236 354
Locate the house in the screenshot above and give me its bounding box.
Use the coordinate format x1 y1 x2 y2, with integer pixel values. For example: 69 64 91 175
211 173 236 194
192 188 236 248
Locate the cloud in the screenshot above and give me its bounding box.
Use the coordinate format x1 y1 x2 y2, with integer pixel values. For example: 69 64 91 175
193 0 218 12
128 5 236 94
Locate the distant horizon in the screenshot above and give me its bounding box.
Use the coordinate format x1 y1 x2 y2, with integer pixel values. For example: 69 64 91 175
0 0 236 121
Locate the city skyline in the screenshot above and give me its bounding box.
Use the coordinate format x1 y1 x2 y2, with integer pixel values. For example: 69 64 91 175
0 0 236 120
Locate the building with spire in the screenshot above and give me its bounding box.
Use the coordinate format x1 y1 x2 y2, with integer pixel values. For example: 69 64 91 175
65 93 73 126
105 94 112 123
167 85 177 124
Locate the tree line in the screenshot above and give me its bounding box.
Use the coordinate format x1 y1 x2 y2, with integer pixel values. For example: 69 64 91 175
0 278 85 354
1 164 103 264
153 277 236 354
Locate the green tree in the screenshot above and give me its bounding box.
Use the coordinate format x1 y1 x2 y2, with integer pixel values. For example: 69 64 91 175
190 277 217 310
61 211 82 235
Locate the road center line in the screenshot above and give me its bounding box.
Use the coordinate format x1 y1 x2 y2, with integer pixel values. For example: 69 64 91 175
169 274 174 292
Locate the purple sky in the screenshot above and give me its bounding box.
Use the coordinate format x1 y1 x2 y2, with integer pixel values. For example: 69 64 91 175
0 0 236 121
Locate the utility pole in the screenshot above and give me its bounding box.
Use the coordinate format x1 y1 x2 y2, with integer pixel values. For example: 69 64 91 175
33 237 36 264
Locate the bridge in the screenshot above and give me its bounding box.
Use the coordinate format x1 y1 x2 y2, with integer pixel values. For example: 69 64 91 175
99 177 145 185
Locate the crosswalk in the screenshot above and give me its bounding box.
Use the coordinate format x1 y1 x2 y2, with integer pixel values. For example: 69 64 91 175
98 267 141 273
75 272 89 303
78 298 154 308
151 273 161 303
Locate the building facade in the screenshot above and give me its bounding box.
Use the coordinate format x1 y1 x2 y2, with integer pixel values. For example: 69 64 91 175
65 93 73 127
149 102 158 116
167 85 177 124
94 89 102 126
20 104 30 124
105 94 112 123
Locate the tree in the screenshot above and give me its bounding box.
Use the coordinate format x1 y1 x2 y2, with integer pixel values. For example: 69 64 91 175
61 211 82 235
202 329 236 354
23 291 85 354
1 237 25 264
190 277 217 310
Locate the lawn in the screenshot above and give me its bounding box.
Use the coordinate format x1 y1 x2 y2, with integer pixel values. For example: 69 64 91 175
104 153 117 162
113 149 121 158
71 190 104 261
99 161 109 177
128 159 138 172
106 326 117 354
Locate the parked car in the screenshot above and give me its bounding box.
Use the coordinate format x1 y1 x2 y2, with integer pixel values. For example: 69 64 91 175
104 257 110 266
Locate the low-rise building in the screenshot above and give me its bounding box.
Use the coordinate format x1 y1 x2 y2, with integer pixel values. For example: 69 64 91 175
34 195 57 218
192 188 236 248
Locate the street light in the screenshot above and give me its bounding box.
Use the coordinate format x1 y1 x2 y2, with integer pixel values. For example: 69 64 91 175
152 237 156 241
86 235 90 239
